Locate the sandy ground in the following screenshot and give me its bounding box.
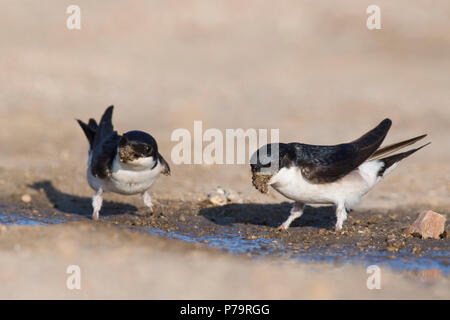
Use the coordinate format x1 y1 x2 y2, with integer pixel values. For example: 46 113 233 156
0 1 449 299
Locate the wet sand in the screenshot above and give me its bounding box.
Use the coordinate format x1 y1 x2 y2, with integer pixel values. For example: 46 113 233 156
2 190 449 269
1 222 449 299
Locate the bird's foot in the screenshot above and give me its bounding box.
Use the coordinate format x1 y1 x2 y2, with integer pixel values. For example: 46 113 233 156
334 222 343 232
275 202 304 233
142 190 154 214
276 223 291 233
335 204 347 232
92 211 100 221
92 188 103 221
146 203 154 213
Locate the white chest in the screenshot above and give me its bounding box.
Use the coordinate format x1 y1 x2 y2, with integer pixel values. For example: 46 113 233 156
87 154 162 195
269 167 336 204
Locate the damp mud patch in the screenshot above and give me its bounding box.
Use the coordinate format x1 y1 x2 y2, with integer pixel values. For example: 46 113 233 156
118 145 139 162
252 173 272 194
0 198 449 275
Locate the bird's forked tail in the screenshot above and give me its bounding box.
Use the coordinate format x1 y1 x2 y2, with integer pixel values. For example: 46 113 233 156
377 142 431 177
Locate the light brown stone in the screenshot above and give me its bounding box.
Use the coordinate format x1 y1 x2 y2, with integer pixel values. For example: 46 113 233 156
406 210 446 239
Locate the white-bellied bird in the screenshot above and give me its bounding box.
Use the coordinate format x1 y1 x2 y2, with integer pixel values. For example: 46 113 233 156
77 106 170 220
250 119 429 231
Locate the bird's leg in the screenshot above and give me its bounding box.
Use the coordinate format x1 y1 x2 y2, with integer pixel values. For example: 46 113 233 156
278 202 305 231
92 188 103 221
335 203 347 231
142 190 154 212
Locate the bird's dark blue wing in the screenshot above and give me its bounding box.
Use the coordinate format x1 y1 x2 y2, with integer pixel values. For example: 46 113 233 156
292 118 392 183
157 153 171 176
91 131 121 179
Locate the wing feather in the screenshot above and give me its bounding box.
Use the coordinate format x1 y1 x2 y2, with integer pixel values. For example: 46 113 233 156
293 119 392 183
158 154 171 176
91 132 120 179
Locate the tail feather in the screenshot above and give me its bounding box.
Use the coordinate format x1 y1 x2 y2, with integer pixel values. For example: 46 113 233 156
369 134 427 161
76 106 114 150
88 118 98 131
378 142 431 177
92 105 115 149
76 119 96 149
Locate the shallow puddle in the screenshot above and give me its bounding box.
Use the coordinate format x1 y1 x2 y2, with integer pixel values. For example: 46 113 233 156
0 213 68 226
141 226 449 274
1 209 448 275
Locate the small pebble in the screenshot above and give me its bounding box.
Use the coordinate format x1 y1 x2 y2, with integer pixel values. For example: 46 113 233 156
21 194 32 203
386 246 399 253
207 194 227 206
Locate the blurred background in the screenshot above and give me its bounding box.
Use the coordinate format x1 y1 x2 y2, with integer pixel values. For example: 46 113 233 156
0 0 449 208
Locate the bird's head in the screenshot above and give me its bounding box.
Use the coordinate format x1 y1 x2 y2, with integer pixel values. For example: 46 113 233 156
250 144 277 175
250 143 294 175
250 143 290 193
250 143 293 193
118 130 158 165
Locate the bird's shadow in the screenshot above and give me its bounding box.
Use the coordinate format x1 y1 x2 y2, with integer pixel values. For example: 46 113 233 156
199 202 337 229
28 180 137 217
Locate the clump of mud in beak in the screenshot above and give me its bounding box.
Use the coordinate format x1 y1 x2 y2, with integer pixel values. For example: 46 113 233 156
118 145 137 163
252 172 273 194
